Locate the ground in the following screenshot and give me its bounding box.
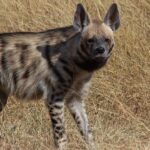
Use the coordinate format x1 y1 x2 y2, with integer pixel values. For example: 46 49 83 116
0 0 150 150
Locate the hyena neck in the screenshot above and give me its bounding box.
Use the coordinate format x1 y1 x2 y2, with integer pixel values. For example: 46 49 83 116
45 25 76 37
42 25 78 44
73 51 108 72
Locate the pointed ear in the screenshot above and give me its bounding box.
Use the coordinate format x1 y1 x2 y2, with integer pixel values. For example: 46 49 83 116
104 3 120 31
73 3 90 31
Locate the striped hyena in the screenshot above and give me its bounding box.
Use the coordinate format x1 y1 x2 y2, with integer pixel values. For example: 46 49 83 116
0 3 120 150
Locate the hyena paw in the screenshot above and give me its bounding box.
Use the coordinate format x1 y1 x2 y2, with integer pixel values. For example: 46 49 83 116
55 135 67 150
88 141 96 150
85 132 95 150
84 129 94 144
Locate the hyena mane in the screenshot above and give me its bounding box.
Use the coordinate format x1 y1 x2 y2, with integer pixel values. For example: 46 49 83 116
0 25 77 100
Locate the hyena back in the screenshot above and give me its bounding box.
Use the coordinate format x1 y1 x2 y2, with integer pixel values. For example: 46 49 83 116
0 3 120 150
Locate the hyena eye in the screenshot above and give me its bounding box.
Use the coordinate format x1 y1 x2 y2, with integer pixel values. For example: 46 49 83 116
105 38 111 43
87 38 95 44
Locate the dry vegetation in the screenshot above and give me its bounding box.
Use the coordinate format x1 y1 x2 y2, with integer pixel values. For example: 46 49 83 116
0 0 150 150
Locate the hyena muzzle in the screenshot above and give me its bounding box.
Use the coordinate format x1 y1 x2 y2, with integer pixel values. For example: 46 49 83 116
0 3 120 150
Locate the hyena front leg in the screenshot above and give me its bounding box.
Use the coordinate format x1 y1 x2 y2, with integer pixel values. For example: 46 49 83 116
46 89 67 150
0 90 8 112
66 97 93 145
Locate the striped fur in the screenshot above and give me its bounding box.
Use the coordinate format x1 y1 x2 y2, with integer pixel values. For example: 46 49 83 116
0 3 120 150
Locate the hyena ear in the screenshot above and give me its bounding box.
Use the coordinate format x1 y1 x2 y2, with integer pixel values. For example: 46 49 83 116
73 3 90 31
104 3 120 31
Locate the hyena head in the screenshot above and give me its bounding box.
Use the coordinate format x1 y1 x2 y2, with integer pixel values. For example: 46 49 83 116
73 3 120 71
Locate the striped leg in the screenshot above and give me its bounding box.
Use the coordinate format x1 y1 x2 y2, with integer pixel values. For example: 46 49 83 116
47 91 67 150
66 98 93 144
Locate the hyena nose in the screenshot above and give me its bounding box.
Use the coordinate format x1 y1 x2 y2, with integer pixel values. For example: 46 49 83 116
95 47 105 54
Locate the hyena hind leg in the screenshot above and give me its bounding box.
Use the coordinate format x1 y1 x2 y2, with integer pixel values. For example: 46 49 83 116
0 90 8 112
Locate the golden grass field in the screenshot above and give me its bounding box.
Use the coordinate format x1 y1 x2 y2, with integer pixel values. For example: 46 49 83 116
0 0 150 150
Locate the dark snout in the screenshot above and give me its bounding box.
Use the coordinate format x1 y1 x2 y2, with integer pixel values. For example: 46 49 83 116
94 47 105 55
93 46 106 57
93 45 114 57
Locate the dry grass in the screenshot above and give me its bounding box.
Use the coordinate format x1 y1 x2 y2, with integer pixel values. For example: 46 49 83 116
0 0 150 150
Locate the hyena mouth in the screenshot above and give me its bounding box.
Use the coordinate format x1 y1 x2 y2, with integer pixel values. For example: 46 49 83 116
92 53 111 59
